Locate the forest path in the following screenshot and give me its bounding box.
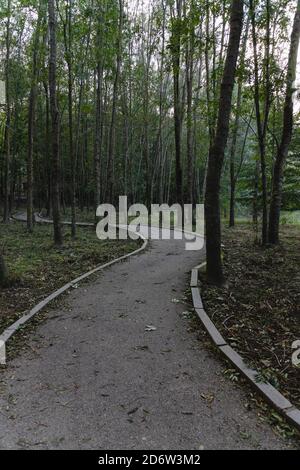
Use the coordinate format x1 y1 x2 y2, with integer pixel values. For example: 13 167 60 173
0 221 293 449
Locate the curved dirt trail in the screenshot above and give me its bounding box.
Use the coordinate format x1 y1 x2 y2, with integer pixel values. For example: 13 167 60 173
0 230 294 449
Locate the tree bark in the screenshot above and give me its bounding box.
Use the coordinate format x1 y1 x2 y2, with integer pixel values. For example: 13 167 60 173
27 1 43 232
107 0 123 204
156 0 167 204
268 0 300 244
249 0 271 245
229 15 249 227
204 0 215 147
94 61 103 210
3 0 11 224
170 0 183 205
63 0 76 237
0 251 8 287
204 0 244 286
253 158 259 227
43 81 51 217
93 2 104 213
48 0 63 246
185 11 195 204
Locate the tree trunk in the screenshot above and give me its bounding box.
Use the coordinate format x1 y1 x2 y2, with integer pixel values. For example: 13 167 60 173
94 62 103 211
170 0 183 205
229 16 249 227
27 1 42 232
63 0 76 237
205 0 214 147
253 158 259 227
157 0 167 204
3 0 11 224
43 81 51 217
268 0 300 244
204 0 244 286
249 0 271 245
107 0 123 204
0 252 8 287
48 0 63 246
27 88 35 232
185 17 195 205
143 12 154 208
229 81 241 228
93 3 104 213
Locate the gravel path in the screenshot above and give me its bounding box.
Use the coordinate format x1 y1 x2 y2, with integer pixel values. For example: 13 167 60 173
0 231 294 449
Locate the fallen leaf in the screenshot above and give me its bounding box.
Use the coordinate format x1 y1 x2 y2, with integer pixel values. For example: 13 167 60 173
145 325 157 332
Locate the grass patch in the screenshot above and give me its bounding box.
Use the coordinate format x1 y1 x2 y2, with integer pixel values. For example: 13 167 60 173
222 210 300 226
40 207 96 224
281 210 300 225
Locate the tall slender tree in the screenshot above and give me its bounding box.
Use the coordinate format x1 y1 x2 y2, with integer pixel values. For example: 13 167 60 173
107 0 123 203
185 0 195 204
48 0 62 246
62 0 76 237
249 0 271 245
3 0 11 224
205 0 244 285
94 1 104 212
229 14 249 227
27 0 43 233
170 0 183 205
268 0 300 244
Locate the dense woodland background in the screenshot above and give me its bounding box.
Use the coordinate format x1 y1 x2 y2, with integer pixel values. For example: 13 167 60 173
0 0 300 285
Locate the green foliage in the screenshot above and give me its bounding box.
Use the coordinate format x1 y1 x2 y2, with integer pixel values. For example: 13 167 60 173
0 0 299 218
